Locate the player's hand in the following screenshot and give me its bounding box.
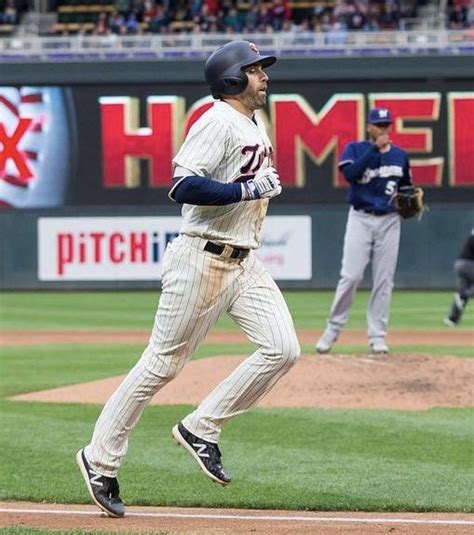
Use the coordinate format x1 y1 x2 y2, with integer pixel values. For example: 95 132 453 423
241 167 282 201
374 133 390 150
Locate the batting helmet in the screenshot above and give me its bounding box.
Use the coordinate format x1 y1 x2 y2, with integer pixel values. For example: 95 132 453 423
205 40 277 99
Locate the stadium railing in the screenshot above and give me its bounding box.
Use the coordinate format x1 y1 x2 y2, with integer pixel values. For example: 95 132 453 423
1 29 473 61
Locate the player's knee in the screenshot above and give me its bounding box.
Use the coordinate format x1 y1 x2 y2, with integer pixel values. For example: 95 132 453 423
142 346 186 383
277 334 301 368
341 272 363 287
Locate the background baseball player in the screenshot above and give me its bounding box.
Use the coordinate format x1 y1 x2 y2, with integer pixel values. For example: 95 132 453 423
316 107 414 355
444 229 474 326
76 40 300 518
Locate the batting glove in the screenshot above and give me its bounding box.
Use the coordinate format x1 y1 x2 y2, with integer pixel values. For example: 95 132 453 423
241 167 282 201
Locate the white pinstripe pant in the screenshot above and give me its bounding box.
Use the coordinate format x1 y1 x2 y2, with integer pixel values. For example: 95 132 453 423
85 234 300 477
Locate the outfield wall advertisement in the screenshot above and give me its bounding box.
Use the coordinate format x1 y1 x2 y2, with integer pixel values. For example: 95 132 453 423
1 85 473 209
37 215 312 281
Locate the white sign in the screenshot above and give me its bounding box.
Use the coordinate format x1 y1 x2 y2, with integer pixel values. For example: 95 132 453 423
38 216 312 281
256 216 311 280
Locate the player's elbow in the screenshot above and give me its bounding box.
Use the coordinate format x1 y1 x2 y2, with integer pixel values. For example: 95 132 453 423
341 168 358 183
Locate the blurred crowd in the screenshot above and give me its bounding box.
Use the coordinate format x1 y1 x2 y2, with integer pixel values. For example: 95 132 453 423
54 0 422 36
447 0 473 29
1 0 474 35
0 0 28 26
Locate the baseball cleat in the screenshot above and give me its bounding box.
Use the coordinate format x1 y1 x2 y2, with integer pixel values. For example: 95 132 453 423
76 449 125 518
443 317 457 327
172 422 231 486
316 337 332 354
316 330 338 354
369 341 389 355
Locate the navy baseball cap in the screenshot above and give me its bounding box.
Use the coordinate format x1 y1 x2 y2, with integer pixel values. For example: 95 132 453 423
367 107 393 124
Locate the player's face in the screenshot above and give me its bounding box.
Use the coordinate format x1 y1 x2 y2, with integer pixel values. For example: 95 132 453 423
239 63 269 112
367 122 392 141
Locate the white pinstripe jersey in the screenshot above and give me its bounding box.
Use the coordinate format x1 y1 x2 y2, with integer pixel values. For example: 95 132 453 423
172 100 274 249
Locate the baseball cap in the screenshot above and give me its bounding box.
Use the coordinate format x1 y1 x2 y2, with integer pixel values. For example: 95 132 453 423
367 107 393 124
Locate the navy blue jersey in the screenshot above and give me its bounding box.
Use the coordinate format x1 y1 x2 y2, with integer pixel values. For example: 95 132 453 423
339 141 413 212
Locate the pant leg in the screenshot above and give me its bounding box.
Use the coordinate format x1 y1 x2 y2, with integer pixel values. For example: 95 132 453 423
447 259 474 323
455 259 474 299
367 213 400 341
326 208 372 334
85 236 236 477
182 254 300 442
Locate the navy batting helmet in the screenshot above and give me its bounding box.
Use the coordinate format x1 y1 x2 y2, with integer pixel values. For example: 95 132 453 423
205 40 277 99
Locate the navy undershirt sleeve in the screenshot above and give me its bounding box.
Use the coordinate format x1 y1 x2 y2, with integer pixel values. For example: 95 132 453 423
171 176 243 205
340 144 379 184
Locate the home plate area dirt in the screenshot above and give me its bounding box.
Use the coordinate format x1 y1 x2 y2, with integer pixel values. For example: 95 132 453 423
2 329 473 533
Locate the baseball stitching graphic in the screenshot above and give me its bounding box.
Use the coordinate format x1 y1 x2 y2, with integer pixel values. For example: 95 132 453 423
0 86 76 208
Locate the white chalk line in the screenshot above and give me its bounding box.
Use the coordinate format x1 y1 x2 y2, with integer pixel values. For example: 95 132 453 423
0 507 473 526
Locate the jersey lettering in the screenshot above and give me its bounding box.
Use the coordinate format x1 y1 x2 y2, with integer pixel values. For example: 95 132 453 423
359 165 404 184
240 144 259 174
240 144 273 174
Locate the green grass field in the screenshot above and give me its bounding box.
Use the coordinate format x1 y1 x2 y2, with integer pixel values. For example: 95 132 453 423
0 290 473 515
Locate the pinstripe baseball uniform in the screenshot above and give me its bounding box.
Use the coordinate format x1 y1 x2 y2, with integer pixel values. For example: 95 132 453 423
84 100 300 477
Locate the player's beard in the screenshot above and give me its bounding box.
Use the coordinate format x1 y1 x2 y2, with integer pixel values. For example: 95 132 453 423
240 86 266 112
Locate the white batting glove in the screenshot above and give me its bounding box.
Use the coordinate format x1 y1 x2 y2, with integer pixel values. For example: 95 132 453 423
241 167 282 201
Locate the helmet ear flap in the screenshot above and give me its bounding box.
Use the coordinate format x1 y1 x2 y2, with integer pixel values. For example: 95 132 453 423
222 75 248 93
212 74 248 99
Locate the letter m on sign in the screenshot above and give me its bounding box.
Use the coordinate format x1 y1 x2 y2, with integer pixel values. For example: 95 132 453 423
270 94 363 187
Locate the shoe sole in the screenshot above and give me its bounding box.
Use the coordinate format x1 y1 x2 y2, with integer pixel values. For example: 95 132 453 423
75 449 124 518
171 425 230 487
443 319 456 327
369 351 389 357
316 346 331 354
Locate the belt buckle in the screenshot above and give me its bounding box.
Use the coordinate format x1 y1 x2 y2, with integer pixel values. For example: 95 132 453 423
221 244 234 259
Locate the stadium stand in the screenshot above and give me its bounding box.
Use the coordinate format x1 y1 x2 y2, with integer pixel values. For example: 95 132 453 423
0 0 473 61
1 0 458 37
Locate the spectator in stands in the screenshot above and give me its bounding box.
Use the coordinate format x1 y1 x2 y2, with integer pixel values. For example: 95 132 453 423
379 0 401 30
347 3 367 29
2 0 18 24
41 0 437 36
271 0 289 31
95 12 111 34
115 0 132 17
257 4 273 32
109 10 126 33
204 0 218 15
223 6 241 31
325 21 348 44
448 3 468 28
468 3 474 26
149 4 170 32
242 4 260 31
125 11 141 32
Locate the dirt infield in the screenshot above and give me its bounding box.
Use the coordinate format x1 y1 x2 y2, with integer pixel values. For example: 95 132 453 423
10 352 474 410
1 328 472 347
1 501 473 534
6 328 473 410
3 329 473 533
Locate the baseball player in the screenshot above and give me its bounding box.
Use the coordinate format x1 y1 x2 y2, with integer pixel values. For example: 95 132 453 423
444 230 474 326
76 40 300 518
316 107 413 355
